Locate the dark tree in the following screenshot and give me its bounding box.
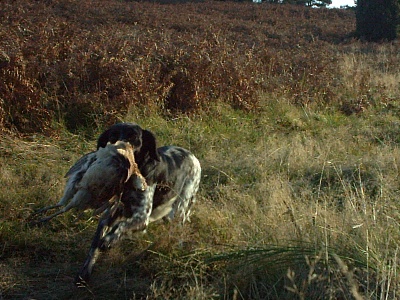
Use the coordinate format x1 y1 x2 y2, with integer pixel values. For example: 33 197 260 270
356 0 400 41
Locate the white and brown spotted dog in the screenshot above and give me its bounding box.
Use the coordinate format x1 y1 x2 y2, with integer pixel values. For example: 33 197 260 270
76 122 201 284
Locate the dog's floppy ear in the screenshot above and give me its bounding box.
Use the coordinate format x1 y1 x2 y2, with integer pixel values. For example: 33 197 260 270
97 128 112 149
141 129 160 162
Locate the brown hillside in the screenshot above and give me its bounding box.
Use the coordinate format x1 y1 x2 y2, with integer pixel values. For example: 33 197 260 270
0 0 356 134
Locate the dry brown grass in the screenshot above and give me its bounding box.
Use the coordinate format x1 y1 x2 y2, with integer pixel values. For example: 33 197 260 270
0 0 359 135
2 101 400 298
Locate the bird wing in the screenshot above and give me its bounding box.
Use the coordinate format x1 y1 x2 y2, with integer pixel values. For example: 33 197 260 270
65 151 97 178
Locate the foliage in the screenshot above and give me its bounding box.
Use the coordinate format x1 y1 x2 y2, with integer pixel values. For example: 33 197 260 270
0 0 356 135
277 0 332 7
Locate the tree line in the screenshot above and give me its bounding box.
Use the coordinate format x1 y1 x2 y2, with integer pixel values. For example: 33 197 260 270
260 0 399 42
260 0 332 7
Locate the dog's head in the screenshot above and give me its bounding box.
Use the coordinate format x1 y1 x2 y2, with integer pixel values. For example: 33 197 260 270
97 123 160 164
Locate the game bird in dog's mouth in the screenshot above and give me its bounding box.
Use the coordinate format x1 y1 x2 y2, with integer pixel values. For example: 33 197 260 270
32 140 147 223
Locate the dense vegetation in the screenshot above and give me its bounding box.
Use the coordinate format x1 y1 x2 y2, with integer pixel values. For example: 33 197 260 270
1 0 400 299
1 0 357 135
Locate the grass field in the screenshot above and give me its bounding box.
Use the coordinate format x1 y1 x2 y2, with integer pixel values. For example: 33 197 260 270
1 1 400 299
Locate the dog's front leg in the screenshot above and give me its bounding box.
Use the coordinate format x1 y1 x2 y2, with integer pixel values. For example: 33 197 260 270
75 187 155 285
99 186 155 250
75 204 123 285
